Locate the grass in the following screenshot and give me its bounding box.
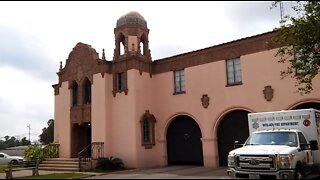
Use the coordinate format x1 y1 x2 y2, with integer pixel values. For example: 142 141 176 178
17 173 89 179
14 168 133 179
0 165 6 173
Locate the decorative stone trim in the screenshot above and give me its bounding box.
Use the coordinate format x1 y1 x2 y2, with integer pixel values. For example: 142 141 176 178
140 110 157 149
112 71 128 97
263 85 274 101
52 84 60 96
201 94 210 108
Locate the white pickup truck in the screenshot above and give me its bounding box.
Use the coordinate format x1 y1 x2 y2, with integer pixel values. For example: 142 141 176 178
227 108 320 179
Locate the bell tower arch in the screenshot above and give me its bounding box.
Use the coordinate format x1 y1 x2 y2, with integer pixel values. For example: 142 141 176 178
113 11 151 61
112 11 153 97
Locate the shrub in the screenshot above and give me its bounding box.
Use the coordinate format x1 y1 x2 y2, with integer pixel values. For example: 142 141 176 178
24 143 59 161
24 145 44 161
96 156 124 170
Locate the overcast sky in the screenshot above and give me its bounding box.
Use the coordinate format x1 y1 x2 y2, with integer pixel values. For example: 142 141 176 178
0 1 298 143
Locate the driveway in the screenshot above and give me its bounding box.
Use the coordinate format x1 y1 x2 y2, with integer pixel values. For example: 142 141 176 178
85 166 230 179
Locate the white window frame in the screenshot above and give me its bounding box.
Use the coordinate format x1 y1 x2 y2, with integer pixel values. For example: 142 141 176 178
174 69 185 94
226 57 242 86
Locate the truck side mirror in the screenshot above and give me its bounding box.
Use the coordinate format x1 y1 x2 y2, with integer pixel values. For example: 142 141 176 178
309 140 318 150
234 141 243 149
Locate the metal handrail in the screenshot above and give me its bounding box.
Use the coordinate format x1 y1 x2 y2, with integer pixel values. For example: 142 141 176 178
78 142 104 171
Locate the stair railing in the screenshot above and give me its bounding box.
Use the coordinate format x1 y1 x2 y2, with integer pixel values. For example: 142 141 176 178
78 142 104 171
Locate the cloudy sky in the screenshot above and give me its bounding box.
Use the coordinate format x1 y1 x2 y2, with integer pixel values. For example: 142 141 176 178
0 1 297 143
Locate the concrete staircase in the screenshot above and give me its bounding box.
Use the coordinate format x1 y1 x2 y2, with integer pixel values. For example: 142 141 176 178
39 158 81 171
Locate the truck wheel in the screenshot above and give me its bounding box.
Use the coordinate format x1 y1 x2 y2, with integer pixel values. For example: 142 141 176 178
295 166 304 179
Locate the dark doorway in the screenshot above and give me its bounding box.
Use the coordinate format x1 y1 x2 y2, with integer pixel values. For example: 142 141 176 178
291 102 320 111
71 123 92 158
217 110 250 167
166 115 203 165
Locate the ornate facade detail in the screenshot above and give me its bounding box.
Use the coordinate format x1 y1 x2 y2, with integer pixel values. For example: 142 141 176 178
70 105 91 124
140 110 157 149
263 85 274 101
201 94 210 108
102 48 106 60
52 84 60 96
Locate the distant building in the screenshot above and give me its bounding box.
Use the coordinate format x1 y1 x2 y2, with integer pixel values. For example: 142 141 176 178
52 11 320 169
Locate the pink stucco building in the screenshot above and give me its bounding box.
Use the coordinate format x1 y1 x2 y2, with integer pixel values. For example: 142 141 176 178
52 11 320 169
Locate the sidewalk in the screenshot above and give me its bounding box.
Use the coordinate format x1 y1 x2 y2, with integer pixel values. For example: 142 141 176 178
0 167 230 179
0 170 101 179
84 166 230 179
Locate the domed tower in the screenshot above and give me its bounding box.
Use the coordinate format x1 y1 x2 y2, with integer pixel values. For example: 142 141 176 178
112 11 153 97
113 11 151 61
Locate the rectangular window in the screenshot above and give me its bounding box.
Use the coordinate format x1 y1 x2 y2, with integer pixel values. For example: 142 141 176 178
117 72 125 91
174 70 185 94
226 58 242 85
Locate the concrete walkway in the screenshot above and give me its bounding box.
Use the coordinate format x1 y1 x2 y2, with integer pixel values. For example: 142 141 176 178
84 166 230 179
0 166 229 179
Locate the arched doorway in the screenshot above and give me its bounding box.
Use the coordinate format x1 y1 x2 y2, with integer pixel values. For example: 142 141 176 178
71 123 91 157
291 102 320 111
166 115 203 165
217 110 250 166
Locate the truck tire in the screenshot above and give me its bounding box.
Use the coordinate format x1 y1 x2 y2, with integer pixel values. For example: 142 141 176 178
295 166 304 179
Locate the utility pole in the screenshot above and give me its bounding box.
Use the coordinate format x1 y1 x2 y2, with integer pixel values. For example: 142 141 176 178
27 124 31 143
280 1 284 25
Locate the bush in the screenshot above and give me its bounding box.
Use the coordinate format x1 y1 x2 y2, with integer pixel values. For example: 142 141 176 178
96 156 124 170
24 145 43 161
24 143 59 161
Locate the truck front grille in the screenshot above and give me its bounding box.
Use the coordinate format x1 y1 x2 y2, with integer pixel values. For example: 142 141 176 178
235 155 276 171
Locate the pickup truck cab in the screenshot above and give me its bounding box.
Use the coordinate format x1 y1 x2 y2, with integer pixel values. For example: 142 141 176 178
227 129 317 179
227 109 320 179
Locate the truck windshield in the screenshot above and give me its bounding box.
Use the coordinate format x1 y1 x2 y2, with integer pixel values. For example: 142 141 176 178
245 132 297 146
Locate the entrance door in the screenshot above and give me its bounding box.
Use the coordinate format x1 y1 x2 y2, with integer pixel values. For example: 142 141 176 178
166 115 203 165
71 123 91 157
217 110 249 166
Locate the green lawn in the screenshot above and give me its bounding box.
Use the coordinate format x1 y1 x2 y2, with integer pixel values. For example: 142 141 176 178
0 165 6 173
18 173 89 179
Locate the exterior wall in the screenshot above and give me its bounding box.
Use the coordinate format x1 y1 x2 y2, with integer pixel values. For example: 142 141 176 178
129 70 161 169
110 69 138 168
91 73 112 156
53 21 320 169
151 48 320 168
54 81 71 158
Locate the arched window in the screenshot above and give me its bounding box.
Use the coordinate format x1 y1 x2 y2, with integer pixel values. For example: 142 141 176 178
119 34 125 55
71 81 78 106
84 78 91 104
140 110 156 149
143 119 150 143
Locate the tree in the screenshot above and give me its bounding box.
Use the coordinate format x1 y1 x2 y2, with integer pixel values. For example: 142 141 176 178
0 136 30 149
39 119 54 145
269 1 320 94
0 140 7 150
20 137 31 146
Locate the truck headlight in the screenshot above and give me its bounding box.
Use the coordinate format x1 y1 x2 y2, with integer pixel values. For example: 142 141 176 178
228 155 236 167
279 154 293 169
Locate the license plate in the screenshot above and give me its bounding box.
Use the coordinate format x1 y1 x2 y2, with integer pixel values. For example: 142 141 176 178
249 174 260 179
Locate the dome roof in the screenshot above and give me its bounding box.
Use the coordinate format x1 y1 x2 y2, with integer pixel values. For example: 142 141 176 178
116 11 147 28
